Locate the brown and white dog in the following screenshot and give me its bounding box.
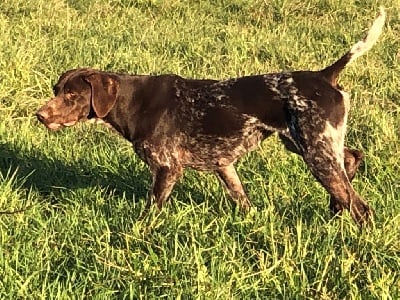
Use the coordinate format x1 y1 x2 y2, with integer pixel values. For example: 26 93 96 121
36 8 385 225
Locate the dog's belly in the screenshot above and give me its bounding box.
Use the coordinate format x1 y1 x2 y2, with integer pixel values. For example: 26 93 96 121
174 106 281 170
182 127 272 170
133 122 272 172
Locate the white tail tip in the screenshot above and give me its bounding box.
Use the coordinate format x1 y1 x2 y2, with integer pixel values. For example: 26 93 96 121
349 7 386 63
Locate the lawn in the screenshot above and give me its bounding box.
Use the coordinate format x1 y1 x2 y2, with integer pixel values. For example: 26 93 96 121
0 0 399 298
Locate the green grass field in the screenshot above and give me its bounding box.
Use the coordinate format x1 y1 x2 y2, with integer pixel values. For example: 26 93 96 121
0 0 399 298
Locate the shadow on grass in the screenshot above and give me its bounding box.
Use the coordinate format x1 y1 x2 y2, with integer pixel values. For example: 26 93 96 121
0 141 150 203
0 140 211 209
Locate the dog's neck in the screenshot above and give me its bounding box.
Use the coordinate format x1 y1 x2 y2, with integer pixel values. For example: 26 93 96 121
100 96 140 141
96 74 190 143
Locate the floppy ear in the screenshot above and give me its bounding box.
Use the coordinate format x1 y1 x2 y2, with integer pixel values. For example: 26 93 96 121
84 73 119 118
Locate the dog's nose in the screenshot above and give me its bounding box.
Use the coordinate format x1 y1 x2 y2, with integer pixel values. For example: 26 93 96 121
36 110 48 122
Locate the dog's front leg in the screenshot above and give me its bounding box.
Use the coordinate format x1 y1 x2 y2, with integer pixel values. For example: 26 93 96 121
148 165 183 209
216 163 252 211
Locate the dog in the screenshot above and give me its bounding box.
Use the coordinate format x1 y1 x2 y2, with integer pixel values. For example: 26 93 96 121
36 8 385 225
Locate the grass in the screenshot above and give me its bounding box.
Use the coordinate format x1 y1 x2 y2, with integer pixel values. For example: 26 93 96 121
0 0 399 298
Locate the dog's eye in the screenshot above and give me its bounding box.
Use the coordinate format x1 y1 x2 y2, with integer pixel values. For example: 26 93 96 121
65 92 77 99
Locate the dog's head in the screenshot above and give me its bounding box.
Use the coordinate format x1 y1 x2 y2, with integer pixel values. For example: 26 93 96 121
36 68 119 130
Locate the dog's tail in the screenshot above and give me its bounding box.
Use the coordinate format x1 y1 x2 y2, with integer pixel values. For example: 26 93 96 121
321 7 385 86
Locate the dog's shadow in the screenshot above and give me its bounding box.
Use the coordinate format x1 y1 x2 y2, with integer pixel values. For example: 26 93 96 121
0 141 150 204
0 140 211 212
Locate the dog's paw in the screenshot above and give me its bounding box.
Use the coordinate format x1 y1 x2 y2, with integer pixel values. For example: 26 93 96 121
351 198 374 226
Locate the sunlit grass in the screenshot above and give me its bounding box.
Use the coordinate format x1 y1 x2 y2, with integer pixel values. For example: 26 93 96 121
0 0 399 298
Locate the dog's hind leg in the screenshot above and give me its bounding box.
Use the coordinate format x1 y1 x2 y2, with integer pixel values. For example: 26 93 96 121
279 134 363 181
343 147 364 182
301 143 371 224
329 147 364 215
279 134 365 217
283 125 372 225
